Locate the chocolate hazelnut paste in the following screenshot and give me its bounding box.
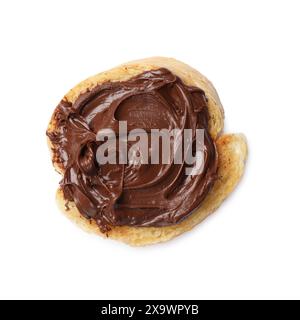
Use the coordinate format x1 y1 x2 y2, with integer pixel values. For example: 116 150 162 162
47 68 218 232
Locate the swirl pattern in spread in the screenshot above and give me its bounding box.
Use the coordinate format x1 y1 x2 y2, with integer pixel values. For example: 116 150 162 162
47 68 218 232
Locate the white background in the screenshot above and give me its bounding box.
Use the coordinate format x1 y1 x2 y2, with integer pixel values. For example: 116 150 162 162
0 0 299 300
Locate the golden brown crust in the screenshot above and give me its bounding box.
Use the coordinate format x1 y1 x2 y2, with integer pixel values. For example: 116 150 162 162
48 57 247 246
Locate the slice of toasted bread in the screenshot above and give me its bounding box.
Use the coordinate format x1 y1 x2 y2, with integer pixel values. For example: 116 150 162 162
48 57 247 246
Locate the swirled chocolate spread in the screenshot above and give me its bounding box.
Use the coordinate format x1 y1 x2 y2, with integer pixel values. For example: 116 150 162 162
47 68 218 232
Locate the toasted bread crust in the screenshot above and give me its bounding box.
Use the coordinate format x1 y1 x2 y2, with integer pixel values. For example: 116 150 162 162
48 57 247 246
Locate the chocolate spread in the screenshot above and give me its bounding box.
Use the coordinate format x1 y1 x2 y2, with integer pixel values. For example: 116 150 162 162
47 68 218 232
